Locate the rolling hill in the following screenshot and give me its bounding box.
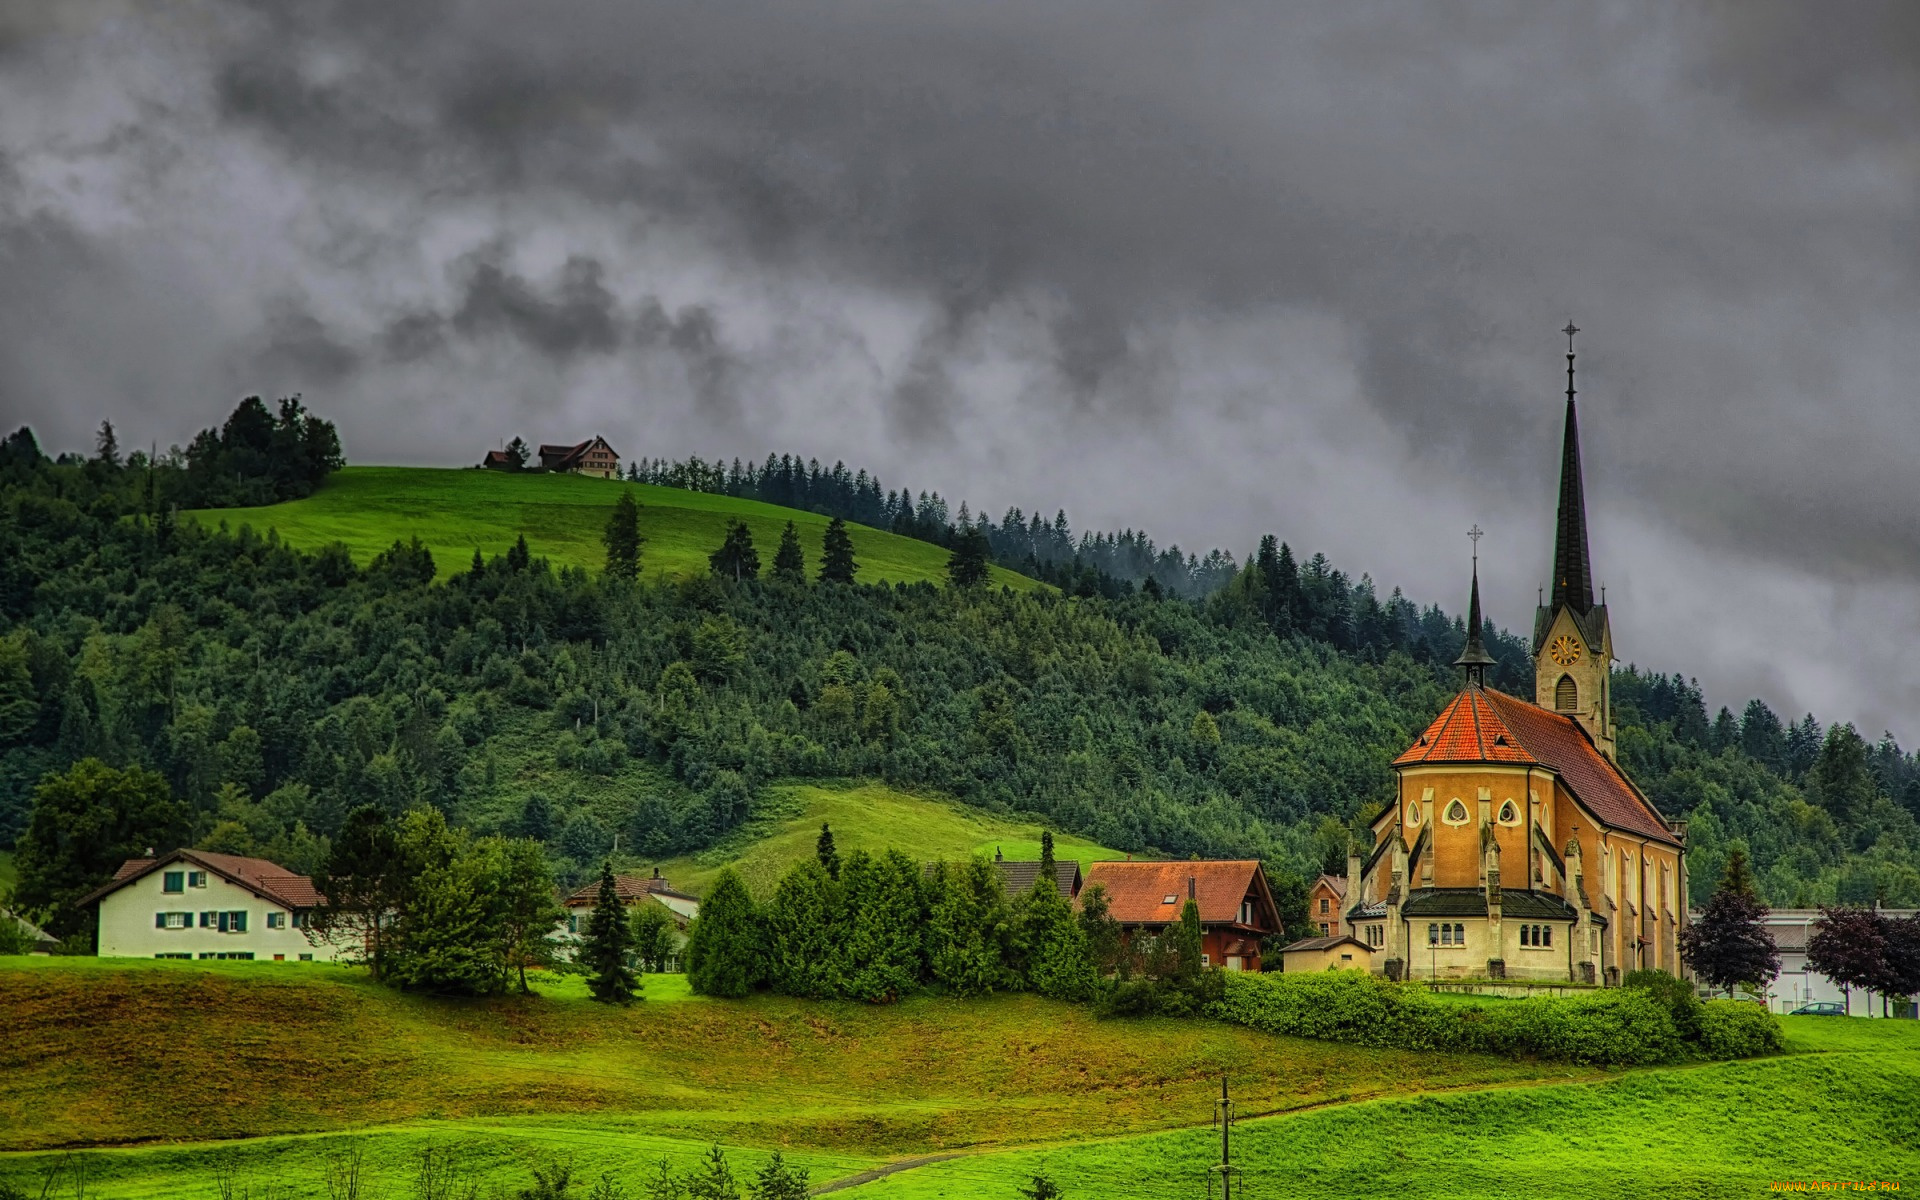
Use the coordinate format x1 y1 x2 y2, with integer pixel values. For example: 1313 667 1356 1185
649 781 1130 895
184 466 1039 589
2 959 1913 1198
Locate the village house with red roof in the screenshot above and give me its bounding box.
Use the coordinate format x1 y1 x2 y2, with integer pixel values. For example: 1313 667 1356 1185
79 849 345 962
1080 859 1280 972
1337 333 1687 984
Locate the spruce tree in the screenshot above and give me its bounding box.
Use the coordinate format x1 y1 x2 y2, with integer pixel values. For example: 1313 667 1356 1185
772 520 805 583
1677 846 1779 998
835 849 927 1003
1023 871 1098 1001
685 1145 740 1200
1038 829 1057 886
708 520 760 582
582 862 639 1004
506 534 531 572
946 521 990 588
816 822 840 879
748 1151 809 1200
603 492 643 581
819 517 857 584
686 868 764 998
926 857 1010 996
763 859 844 998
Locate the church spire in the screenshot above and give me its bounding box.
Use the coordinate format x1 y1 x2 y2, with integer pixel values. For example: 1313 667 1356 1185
1454 524 1496 686
1552 322 1595 615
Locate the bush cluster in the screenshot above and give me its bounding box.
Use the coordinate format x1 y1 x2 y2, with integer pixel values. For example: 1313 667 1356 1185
1209 971 1782 1066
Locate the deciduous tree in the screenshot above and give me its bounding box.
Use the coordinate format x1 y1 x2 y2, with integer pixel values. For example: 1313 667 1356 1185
13 759 186 939
1678 846 1779 998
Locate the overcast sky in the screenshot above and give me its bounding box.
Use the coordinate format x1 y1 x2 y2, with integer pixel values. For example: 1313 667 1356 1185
4 1 1919 741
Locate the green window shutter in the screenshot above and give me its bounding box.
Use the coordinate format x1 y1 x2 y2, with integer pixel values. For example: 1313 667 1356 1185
233 912 247 933
156 912 166 929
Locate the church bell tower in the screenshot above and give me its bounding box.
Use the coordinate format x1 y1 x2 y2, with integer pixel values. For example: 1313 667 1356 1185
1533 324 1616 759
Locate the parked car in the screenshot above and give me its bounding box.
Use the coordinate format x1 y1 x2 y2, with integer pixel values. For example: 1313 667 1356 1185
1787 1001 1847 1016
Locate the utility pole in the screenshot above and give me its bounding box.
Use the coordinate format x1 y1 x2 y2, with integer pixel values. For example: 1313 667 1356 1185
1213 1075 1236 1199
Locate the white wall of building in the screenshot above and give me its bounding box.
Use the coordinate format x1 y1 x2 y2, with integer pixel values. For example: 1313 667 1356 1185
98 868 343 962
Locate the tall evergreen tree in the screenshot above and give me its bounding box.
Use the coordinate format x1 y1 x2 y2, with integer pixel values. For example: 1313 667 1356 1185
1075 882 1123 977
946 521 990 589
709 520 760 582
816 821 840 879
763 859 844 998
582 862 639 1004
748 1152 808 1200
819 517 857 584
603 493 643 581
506 534 531 572
772 521 805 583
925 857 1011 996
1038 829 1056 883
503 436 530 470
1677 846 1779 998
686 868 764 998
835 849 926 1003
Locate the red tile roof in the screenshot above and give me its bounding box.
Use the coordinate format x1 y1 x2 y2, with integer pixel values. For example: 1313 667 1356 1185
1394 686 1680 847
1080 860 1268 926
1393 688 1538 766
562 873 694 906
80 849 322 909
1311 873 1348 899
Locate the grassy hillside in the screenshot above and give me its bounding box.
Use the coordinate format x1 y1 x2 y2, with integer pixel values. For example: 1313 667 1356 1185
652 781 1130 895
834 1017 1920 1198
4 961 1914 1198
0 961 1596 1196
185 466 1038 589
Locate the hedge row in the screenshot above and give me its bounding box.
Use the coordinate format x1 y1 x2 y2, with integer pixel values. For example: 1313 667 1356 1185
1208 972 1781 1066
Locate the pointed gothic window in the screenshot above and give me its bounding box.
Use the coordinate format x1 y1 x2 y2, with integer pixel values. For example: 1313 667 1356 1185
1443 799 1469 825
1555 674 1578 712
1497 800 1517 824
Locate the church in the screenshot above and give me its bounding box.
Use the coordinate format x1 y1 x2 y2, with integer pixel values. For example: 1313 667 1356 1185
1342 331 1688 984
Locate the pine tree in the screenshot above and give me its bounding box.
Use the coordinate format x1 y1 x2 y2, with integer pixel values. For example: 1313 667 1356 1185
520 792 555 842
763 859 844 998
469 548 486 578
772 521 805 583
1018 1175 1062 1200
686 868 764 997
1677 846 1779 997
1171 896 1205 984
504 436 530 470
816 821 840 879
582 862 639 1004
603 492 643 581
926 857 1011 996
747 1151 809 1200
834 849 926 1003
1038 829 1057 882
506 534 531 572
946 521 990 589
819 517 857 584
685 1145 740 1200
94 420 121 468
708 520 760 582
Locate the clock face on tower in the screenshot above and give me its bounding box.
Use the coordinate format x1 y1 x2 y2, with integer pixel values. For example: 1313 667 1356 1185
1548 635 1583 667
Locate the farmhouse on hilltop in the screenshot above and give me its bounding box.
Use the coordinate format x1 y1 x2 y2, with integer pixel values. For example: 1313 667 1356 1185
1080 859 1280 972
1341 332 1687 984
79 849 345 962
538 436 620 478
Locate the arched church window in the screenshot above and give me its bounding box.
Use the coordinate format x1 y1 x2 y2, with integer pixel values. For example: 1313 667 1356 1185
1443 799 1469 825
1555 674 1578 712
1497 800 1517 824
1407 803 1421 826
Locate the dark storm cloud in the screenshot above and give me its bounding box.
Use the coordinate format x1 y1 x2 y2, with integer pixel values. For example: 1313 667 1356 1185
7 0 1920 735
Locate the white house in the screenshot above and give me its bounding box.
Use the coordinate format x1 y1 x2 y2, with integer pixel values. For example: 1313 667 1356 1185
80 849 344 962
1690 906 1919 1017
558 868 698 969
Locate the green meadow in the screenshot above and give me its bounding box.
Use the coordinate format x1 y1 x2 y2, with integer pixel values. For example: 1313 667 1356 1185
651 780 1129 895
5 958 1916 1198
184 466 1038 589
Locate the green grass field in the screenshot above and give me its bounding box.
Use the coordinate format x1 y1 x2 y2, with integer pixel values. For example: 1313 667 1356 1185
652 780 1129 895
0 959 1621 1196
185 466 1037 589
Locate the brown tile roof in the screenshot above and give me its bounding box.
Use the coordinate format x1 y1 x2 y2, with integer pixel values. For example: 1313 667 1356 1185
80 849 321 909
994 859 1082 901
1081 860 1269 927
1393 687 1538 766
1394 686 1680 847
539 436 618 470
1312 873 1348 899
562 873 695 907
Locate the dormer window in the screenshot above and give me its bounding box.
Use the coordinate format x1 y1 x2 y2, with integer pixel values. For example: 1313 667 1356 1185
1162 895 1179 905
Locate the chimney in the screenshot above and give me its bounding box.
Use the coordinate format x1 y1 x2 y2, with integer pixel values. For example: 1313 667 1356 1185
1188 875 1196 900
651 866 661 880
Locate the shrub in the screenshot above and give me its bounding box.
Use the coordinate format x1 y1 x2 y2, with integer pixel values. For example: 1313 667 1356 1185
1622 967 1704 1041
1697 999 1785 1059
1208 973 1693 1066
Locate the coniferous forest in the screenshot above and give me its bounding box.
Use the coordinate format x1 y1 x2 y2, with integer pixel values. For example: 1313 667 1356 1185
3 404 1919 946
